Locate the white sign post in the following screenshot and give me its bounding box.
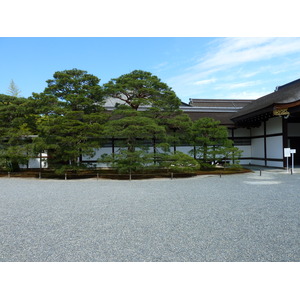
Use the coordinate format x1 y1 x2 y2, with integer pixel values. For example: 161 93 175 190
290 149 296 174
284 148 291 173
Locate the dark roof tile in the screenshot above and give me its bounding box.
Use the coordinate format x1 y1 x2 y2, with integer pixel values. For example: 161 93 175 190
232 79 300 120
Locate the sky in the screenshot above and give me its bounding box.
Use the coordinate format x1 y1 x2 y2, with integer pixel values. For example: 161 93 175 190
2 37 300 104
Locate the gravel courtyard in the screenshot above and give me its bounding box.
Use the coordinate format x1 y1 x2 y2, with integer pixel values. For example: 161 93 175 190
1 169 300 262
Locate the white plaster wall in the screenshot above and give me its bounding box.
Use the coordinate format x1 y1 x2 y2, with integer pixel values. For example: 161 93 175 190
251 138 264 157
93 162 110 168
231 145 251 166
266 117 282 135
266 160 284 168
234 128 251 137
239 160 251 165
237 145 251 157
266 136 283 159
82 148 113 161
176 146 194 155
251 124 264 136
251 159 265 166
288 123 300 136
20 153 48 169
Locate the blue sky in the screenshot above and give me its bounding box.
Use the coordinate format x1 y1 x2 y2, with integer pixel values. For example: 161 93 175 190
2 37 300 103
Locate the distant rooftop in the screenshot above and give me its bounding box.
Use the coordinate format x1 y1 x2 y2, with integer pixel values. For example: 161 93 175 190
189 98 255 108
186 98 255 127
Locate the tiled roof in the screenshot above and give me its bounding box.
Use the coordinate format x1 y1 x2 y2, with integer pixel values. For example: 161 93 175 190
232 79 300 121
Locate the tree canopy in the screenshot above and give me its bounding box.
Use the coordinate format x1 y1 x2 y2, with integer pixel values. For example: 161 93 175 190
0 94 36 171
0 69 243 173
29 69 107 172
103 70 181 111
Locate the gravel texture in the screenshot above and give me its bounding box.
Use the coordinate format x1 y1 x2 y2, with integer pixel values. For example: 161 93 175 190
1 169 300 261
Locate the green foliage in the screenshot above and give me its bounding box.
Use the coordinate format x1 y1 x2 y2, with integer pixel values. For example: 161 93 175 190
220 143 243 168
190 117 232 165
158 151 199 172
103 70 181 111
160 111 193 152
0 69 245 175
36 112 105 169
30 69 107 173
44 68 104 113
100 149 154 174
0 94 37 171
104 106 167 153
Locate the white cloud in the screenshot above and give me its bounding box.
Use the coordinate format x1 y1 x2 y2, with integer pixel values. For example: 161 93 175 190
196 37 300 71
194 78 216 85
242 71 260 78
167 37 300 99
153 61 169 71
215 81 260 90
224 90 268 100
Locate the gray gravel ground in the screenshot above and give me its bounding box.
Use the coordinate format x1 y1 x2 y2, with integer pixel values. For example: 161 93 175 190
1 169 300 261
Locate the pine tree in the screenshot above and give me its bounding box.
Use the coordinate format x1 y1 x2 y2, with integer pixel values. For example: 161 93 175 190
0 94 36 171
103 70 181 111
7 80 21 97
30 69 107 173
190 117 232 168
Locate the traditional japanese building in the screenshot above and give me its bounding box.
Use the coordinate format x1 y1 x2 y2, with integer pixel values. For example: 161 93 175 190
231 78 300 167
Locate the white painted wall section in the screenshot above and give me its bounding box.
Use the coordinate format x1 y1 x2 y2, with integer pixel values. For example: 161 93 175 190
266 136 283 159
266 117 282 135
251 124 264 136
251 159 265 166
266 160 284 168
238 145 251 157
251 138 264 157
234 128 251 137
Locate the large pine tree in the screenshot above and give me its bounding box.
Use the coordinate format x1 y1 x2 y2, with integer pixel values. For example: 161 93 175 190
30 69 107 172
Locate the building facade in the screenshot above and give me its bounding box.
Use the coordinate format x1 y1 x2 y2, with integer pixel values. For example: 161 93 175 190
231 79 300 167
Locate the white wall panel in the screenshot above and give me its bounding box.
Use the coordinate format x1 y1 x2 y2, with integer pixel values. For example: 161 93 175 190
251 159 265 166
176 146 194 155
239 160 251 165
234 128 251 137
266 160 284 168
266 117 282 135
237 145 251 157
251 124 264 136
82 147 113 161
20 156 48 169
251 138 264 157
266 136 283 159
